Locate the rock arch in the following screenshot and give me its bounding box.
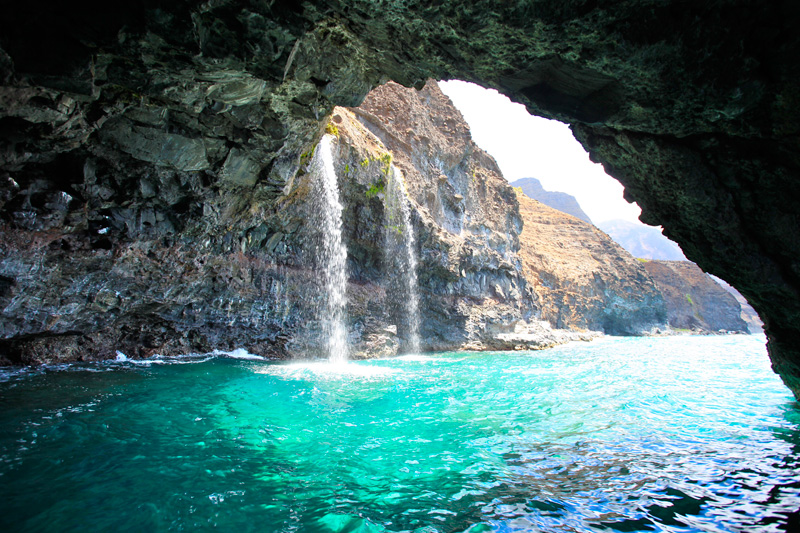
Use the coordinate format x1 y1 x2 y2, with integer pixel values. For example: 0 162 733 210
1 1 799 396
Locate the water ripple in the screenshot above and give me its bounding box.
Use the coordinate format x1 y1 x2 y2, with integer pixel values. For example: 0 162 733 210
0 335 798 532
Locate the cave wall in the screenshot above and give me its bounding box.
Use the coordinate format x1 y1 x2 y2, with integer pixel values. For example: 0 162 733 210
2 1 800 396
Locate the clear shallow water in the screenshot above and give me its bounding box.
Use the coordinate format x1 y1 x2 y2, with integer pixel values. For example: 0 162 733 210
1 336 798 532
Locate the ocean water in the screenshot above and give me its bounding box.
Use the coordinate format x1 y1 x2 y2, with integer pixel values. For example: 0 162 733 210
0 336 798 532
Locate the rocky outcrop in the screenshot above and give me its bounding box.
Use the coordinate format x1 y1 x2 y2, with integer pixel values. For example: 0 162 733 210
347 81 590 351
711 276 764 333
515 192 666 335
0 1 798 395
598 220 687 261
643 260 748 333
0 76 599 364
511 178 592 224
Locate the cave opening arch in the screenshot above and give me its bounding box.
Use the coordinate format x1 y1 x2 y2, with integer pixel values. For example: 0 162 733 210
0 0 799 397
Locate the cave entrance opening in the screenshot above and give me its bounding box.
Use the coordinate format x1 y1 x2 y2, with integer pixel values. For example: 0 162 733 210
438 79 684 261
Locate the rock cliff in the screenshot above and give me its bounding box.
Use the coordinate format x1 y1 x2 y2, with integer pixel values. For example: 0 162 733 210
0 77 604 364
643 260 748 333
511 178 592 224
515 192 666 335
347 81 541 351
711 275 763 333
1 1 798 395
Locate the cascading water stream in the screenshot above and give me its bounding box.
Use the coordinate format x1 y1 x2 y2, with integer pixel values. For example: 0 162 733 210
385 165 421 354
311 135 349 363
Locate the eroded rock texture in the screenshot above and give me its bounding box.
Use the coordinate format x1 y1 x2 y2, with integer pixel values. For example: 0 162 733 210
1 1 800 395
515 191 667 335
351 82 540 350
643 260 748 334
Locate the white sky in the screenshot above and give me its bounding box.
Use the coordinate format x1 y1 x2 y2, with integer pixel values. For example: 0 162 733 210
438 80 642 225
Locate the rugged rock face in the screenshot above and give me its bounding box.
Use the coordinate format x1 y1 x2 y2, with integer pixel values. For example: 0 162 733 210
0 74 595 364
711 276 764 333
1 1 799 395
643 260 748 333
349 81 602 350
515 192 666 335
511 178 592 224
349 82 534 350
598 220 687 261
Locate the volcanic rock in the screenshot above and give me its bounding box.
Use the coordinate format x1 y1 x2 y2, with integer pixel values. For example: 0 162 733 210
515 192 666 335
643 260 748 333
0 1 798 395
598 219 686 261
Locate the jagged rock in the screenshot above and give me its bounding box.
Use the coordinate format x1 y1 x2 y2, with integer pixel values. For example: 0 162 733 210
711 275 763 333
1 1 799 395
512 177 593 224
349 81 537 350
643 260 748 333
515 191 666 335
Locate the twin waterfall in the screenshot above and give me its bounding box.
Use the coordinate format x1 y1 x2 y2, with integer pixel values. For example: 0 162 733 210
385 166 421 355
311 135 421 361
311 135 350 363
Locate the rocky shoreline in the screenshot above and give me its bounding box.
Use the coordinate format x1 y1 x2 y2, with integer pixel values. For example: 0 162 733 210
0 79 754 367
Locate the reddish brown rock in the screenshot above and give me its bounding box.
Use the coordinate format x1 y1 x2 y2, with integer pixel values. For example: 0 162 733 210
515 191 666 335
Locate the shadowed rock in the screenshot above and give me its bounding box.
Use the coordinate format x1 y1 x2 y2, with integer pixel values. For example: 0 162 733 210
1 1 799 396
643 260 748 333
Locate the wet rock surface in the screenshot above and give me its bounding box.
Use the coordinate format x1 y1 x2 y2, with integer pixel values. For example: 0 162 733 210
350 81 537 351
1 1 799 395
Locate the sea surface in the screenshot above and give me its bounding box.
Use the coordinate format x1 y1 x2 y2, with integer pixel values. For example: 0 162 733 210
1 335 798 532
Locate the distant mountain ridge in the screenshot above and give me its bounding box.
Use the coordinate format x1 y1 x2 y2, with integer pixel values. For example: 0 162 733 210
597 219 686 261
511 177 593 224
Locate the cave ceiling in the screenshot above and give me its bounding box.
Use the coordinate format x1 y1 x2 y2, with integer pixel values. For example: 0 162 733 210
2 0 800 395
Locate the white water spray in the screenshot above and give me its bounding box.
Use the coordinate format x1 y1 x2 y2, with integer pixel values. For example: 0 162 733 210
311 135 349 363
385 165 421 354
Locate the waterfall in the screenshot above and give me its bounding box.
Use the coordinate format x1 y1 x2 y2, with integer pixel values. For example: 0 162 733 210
385 165 421 354
311 135 349 363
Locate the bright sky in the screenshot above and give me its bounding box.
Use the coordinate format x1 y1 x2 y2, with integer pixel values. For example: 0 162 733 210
438 80 642 225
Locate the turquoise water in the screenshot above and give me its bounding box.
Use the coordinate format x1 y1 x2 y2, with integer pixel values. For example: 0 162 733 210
1 336 798 532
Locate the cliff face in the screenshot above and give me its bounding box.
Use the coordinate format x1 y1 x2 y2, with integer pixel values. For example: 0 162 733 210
511 178 592 224
350 82 542 350
711 275 764 333
515 192 667 335
0 78 598 364
643 260 748 333
2 1 799 395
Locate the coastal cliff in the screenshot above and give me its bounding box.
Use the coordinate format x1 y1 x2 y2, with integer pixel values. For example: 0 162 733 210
598 220 687 261
515 192 667 335
1 0 797 394
2 77 683 364
643 260 748 333
0 79 597 364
